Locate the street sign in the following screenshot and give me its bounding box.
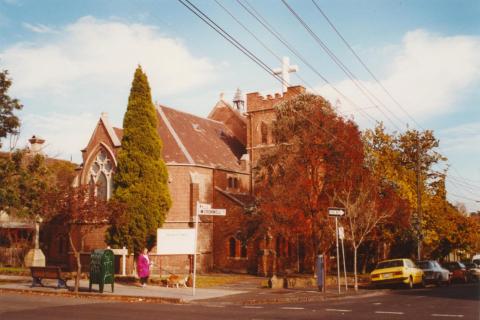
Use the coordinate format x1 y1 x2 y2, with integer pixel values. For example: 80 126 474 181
197 203 211 210
198 208 226 216
328 208 346 216
338 226 345 240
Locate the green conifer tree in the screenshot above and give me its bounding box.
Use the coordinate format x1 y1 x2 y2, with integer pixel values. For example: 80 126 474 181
107 66 171 253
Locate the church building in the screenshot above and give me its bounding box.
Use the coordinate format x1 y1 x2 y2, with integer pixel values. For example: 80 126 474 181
53 84 307 276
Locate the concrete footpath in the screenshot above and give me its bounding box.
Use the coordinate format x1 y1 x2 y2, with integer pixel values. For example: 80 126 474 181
0 274 380 305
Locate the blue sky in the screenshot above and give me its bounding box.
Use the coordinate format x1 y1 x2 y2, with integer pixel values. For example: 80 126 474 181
1 0 479 211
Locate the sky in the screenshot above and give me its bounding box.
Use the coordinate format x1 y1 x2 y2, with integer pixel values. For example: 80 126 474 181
0 0 479 211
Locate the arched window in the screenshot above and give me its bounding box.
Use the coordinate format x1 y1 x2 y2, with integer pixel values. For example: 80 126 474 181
260 122 268 144
229 237 236 257
88 149 114 200
97 172 108 201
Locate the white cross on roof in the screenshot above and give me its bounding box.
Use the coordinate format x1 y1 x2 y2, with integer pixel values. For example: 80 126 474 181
273 56 299 93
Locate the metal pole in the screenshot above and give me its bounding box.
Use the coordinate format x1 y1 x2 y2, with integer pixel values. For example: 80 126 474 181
335 217 340 294
341 237 348 291
193 202 199 296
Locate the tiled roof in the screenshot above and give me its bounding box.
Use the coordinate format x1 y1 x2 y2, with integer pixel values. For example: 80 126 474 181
157 105 246 170
110 105 246 171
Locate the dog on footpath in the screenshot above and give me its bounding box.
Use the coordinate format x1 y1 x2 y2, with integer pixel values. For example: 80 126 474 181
167 274 188 288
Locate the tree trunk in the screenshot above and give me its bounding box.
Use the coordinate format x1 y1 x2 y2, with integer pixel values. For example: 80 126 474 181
68 233 81 292
353 245 358 291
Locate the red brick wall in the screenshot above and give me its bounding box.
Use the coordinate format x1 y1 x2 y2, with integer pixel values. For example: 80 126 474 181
208 106 247 146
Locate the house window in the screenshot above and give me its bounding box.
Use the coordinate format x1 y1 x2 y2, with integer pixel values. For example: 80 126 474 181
260 122 268 144
88 149 114 200
229 237 236 257
227 176 239 190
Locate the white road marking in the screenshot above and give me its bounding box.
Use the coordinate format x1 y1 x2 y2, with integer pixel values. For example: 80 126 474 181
326 308 352 312
375 311 404 315
431 314 464 318
203 305 225 308
281 307 305 310
372 302 382 305
243 306 264 309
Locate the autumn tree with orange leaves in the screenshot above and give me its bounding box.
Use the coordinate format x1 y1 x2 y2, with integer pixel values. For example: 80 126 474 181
254 94 367 273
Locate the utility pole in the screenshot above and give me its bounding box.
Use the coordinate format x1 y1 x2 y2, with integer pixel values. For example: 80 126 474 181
416 138 423 261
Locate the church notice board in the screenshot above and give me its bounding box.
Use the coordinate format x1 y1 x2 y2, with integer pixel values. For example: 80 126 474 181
157 229 196 255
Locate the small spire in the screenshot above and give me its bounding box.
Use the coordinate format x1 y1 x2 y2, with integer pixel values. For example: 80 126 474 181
232 88 245 111
219 92 225 101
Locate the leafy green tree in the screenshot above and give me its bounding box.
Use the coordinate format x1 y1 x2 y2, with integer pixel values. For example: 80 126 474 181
0 69 22 148
107 66 171 253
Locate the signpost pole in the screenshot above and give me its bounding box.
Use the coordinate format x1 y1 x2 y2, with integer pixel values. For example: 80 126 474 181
335 216 340 294
340 228 348 291
193 202 199 296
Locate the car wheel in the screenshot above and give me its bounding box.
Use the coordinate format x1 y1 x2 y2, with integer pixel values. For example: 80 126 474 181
436 275 442 286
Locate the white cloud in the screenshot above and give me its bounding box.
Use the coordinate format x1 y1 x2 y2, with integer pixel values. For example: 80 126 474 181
317 30 480 127
22 23 57 34
18 112 98 162
0 16 219 161
1 16 217 114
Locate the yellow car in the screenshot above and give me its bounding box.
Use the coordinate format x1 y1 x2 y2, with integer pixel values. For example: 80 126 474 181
370 258 424 289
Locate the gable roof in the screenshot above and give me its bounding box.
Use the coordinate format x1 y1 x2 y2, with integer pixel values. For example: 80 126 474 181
156 105 246 170
110 105 246 172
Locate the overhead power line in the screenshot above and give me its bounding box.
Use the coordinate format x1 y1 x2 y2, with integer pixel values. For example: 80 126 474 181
281 0 405 132
213 0 318 93
177 0 288 89
178 0 477 206
236 0 378 125
309 0 477 195
310 0 422 129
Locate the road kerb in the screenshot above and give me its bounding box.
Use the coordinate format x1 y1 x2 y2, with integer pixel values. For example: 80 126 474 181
0 287 184 304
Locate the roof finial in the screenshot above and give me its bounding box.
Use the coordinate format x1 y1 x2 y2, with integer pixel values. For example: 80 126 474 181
232 88 244 112
220 92 225 101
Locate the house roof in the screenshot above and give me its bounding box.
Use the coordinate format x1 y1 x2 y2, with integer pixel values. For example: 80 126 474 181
110 105 246 172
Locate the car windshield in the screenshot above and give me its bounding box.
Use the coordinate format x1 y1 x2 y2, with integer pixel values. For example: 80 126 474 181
417 261 432 269
473 259 480 266
376 260 404 269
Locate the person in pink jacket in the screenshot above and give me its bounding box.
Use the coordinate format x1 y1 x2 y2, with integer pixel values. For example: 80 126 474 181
137 248 151 287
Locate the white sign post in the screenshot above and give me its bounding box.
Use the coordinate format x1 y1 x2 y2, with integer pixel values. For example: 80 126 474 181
338 226 348 291
192 202 226 296
328 207 346 294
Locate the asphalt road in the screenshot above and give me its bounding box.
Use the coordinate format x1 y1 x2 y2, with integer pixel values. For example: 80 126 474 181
1 283 478 320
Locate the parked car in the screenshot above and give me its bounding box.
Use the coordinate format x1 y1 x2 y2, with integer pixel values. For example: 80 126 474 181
472 254 480 267
463 262 480 282
442 261 468 283
416 260 450 286
370 258 424 289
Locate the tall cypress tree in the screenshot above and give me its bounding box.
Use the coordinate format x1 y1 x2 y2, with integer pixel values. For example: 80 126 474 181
107 66 171 253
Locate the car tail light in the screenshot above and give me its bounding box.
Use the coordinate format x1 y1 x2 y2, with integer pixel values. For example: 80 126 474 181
371 274 380 279
393 271 403 276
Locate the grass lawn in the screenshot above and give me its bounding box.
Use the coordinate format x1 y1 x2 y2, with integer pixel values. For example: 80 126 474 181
0 267 29 276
